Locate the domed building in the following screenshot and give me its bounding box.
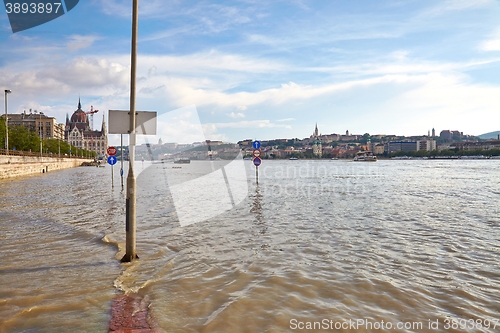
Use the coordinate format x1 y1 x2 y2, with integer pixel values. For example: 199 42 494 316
65 99 108 157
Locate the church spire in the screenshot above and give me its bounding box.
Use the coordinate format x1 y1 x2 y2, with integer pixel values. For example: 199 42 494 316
78 96 81 110
101 113 107 134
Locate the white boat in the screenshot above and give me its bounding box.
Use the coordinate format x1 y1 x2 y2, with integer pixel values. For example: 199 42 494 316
353 151 377 162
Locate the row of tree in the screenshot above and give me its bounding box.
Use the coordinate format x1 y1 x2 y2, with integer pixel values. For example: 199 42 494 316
0 121 96 157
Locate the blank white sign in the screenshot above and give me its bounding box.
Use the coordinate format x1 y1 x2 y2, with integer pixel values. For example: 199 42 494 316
108 110 157 135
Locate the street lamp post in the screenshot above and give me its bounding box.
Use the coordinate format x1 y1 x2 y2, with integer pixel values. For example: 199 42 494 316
35 111 43 157
122 0 139 263
4 89 11 155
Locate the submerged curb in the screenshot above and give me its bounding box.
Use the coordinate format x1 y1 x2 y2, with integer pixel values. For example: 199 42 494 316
109 294 160 333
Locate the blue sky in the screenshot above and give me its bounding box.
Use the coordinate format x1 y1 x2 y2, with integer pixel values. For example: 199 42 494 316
1 0 500 144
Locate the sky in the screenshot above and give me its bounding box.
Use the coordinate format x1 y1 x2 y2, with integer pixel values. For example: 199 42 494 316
1 0 500 145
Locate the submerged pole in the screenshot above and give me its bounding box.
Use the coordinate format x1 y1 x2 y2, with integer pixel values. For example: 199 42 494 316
122 0 139 262
120 134 124 188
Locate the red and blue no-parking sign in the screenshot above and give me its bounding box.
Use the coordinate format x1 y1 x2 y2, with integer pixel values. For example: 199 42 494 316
253 156 262 167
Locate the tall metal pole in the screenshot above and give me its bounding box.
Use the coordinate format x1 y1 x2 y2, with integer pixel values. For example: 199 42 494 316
40 114 42 157
120 134 124 188
4 90 11 155
39 112 42 158
122 0 139 262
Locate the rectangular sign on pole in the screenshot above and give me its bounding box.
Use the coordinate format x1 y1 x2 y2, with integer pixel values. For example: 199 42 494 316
108 110 157 135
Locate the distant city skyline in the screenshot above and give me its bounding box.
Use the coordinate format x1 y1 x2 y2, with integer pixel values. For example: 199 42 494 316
1 1 500 145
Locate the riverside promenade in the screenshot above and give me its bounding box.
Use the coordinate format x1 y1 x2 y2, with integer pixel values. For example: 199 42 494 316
0 150 91 180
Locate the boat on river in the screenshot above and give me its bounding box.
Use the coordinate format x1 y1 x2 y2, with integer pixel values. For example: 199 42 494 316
174 158 191 164
353 151 377 162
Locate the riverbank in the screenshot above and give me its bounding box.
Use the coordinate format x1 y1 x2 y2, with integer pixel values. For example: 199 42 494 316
0 155 91 180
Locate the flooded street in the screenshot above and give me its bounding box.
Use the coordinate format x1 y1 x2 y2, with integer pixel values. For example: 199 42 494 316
1 160 499 332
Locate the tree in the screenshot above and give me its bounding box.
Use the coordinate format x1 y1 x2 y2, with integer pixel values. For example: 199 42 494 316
362 133 370 144
9 125 40 151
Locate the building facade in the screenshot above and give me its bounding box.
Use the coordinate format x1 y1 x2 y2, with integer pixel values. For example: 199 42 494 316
7 110 65 140
65 99 108 157
386 140 436 153
418 139 437 151
453 140 500 151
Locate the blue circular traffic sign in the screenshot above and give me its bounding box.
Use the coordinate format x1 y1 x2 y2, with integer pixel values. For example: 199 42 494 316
253 156 262 167
252 140 261 149
108 156 117 165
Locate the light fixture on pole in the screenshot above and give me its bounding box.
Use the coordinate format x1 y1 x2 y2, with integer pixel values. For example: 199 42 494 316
4 89 11 155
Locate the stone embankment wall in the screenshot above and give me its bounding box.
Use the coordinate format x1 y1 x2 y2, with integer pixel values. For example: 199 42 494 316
0 155 90 180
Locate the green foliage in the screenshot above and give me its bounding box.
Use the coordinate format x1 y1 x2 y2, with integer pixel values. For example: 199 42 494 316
0 117 96 157
0 116 5 149
8 125 40 151
362 133 370 144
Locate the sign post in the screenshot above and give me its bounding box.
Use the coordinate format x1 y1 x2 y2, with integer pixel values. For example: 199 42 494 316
107 146 117 188
108 155 117 187
252 140 262 185
120 134 124 189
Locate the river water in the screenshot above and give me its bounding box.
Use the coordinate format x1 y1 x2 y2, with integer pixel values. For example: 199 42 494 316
1 160 499 333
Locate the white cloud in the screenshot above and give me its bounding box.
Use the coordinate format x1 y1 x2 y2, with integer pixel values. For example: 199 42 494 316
227 112 245 118
98 0 169 18
66 35 101 51
380 72 500 135
204 120 293 130
38 57 130 89
306 58 500 76
19 57 127 94
138 51 288 76
422 0 494 17
481 39 500 51
479 28 500 51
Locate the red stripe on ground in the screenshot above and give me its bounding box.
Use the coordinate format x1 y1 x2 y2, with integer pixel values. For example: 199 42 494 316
109 294 160 333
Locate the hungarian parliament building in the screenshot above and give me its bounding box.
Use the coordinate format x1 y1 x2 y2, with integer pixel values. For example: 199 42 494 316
65 99 108 157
